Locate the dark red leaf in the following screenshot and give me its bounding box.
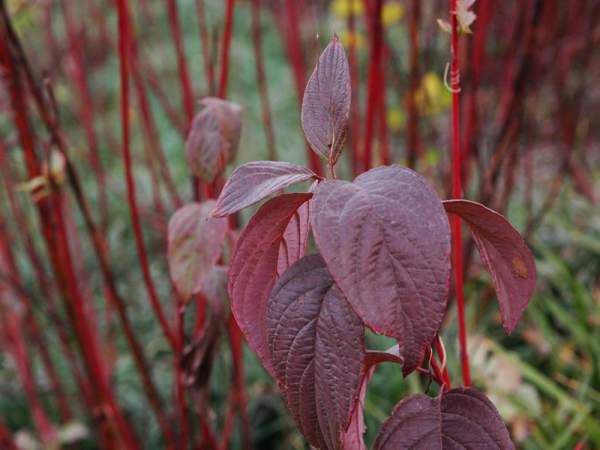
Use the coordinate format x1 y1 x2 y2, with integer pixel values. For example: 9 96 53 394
167 201 228 302
374 387 514 450
267 254 364 450
374 394 442 449
441 388 514 449
228 193 312 376
443 199 536 334
311 165 451 374
185 97 242 182
277 200 311 276
301 35 351 164
212 161 317 218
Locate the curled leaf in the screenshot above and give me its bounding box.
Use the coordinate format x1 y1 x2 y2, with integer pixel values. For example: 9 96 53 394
185 97 242 182
301 35 351 165
311 165 451 374
277 199 310 276
212 161 317 217
167 201 228 302
267 255 364 450
443 199 536 334
228 193 312 376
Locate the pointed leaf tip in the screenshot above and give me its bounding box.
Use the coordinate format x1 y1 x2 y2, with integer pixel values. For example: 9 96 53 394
443 199 536 334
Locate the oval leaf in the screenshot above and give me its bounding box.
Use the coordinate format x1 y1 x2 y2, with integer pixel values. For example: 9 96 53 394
301 35 351 164
374 387 514 450
441 388 514 449
168 202 228 302
267 255 364 450
311 165 451 374
228 193 312 376
212 161 317 218
186 97 242 182
443 199 536 334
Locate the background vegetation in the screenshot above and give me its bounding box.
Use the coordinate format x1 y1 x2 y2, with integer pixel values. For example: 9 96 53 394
0 0 598 449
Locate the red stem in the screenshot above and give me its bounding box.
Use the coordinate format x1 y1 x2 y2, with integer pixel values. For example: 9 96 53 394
59 0 109 228
167 0 195 122
406 0 421 168
347 6 361 176
363 0 384 172
115 0 177 351
0 421 19 450
450 0 471 387
195 0 215 94
280 1 323 176
0 32 139 448
218 0 235 99
251 0 277 160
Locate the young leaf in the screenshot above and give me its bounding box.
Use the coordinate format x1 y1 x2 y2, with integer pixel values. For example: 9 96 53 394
443 199 536 334
228 193 312 376
301 35 351 164
311 165 451 374
267 254 364 450
196 265 229 319
277 200 310 276
374 387 514 450
185 97 242 182
212 161 317 217
167 202 228 302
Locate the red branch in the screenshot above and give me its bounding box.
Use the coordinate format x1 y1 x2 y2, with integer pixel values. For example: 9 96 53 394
115 0 177 351
450 0 471 387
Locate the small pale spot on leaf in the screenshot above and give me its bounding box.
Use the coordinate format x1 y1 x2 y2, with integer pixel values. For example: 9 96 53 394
512 257 528 279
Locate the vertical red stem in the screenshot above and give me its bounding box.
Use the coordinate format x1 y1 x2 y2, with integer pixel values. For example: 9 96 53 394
251 0 277 160
0 27 139 449
195 0 215 94
218 0 235 99
363 0 384 172
167 0 195 122
450 0 471 387
280 0 323 176
347 7 360 176
115 0 177 350
406 0 420 168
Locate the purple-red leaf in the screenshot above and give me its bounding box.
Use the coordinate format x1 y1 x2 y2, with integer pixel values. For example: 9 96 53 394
311 165 451 374
228 193 312 376
185 97 242 182
374 387 514 450
301 35 351 164
167 202 228 302
266 254 364 450
277 200 310 276
443 199 536 334
212 161 316 218
196 265 229 319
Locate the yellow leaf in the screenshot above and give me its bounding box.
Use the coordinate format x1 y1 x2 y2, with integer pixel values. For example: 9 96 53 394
381 3 405 27
416 72 451 116
331 0 364 18
339 30 366 49
386 108 405 130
